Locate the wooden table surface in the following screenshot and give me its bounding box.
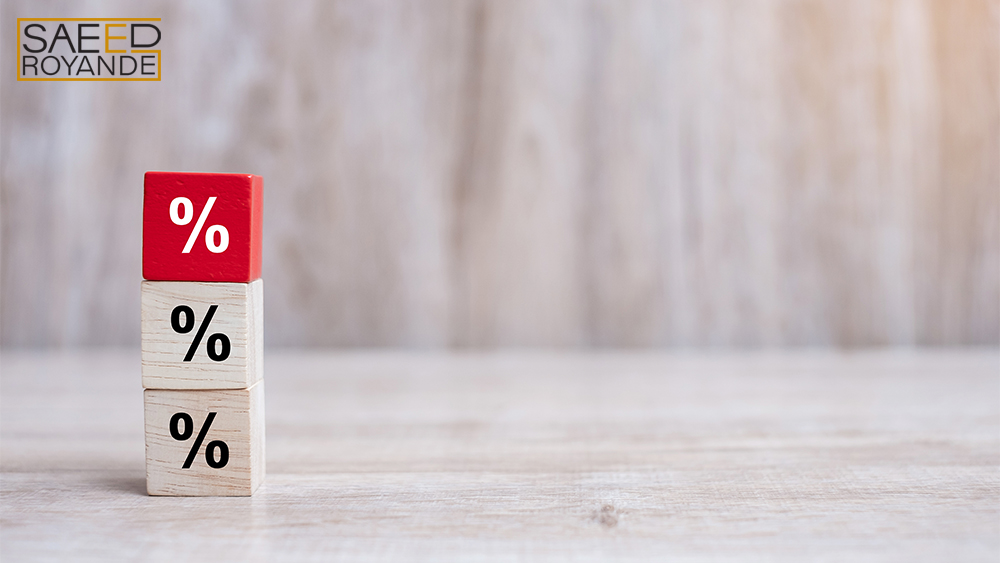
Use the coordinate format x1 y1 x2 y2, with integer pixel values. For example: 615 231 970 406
2 350 998 561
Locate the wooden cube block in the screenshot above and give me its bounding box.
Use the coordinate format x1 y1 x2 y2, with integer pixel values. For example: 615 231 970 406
143 171 263 282
142 280 262 390
145 382 264 496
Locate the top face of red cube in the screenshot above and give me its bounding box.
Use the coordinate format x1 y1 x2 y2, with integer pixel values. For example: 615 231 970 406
143 172 262 282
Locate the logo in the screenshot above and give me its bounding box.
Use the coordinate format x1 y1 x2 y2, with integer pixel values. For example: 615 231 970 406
17 18 161 81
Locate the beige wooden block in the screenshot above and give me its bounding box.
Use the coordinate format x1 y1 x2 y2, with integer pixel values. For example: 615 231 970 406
142 280 263 390
145 382 265 496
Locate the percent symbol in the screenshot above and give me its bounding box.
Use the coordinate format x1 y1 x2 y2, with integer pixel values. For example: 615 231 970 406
169 412 230 469
169 196 229 254
171 305 231 362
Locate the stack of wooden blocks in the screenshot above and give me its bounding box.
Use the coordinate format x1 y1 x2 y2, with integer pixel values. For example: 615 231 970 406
141 172 265 496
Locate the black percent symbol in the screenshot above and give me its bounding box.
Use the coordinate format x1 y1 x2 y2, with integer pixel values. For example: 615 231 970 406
170 305 231 362
169 412 230 469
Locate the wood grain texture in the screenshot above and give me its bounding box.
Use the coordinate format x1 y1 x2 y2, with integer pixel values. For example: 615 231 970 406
141 280 263 389
144 383 264 496
2 350 998 561
1 0 997 348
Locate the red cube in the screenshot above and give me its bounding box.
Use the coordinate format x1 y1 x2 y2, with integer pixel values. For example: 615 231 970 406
143 172 262 282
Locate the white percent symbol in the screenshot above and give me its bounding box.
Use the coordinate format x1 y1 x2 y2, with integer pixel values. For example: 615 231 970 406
169 197 229 254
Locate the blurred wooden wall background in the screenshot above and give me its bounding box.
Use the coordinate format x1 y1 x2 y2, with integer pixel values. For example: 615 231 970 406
2 0 997 348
